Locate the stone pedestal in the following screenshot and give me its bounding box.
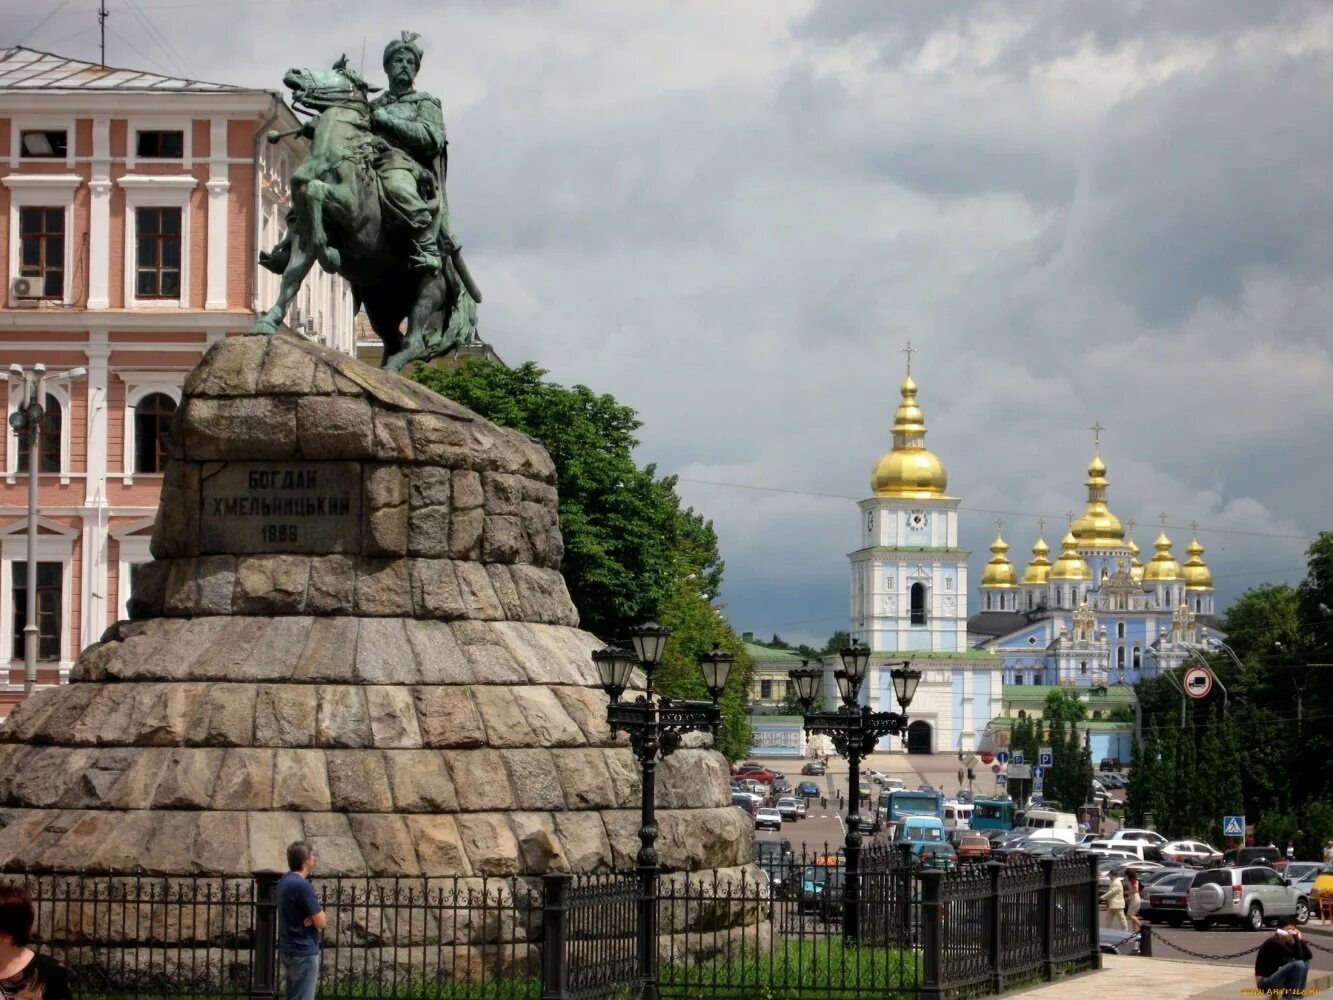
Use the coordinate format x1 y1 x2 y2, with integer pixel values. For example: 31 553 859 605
0 332 751 885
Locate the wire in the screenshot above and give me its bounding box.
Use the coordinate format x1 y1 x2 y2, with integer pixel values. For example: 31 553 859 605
677 477 1318 543
104 25 174 76
18 0 70 45
122 0 191 79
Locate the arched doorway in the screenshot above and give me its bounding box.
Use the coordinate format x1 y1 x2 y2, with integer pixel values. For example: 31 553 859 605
906 720 933 755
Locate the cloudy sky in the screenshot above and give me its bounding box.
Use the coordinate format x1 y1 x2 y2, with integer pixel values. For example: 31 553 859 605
7 1 1331 646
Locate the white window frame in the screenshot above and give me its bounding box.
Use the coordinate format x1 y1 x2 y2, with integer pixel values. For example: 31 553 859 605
126 118 193 170
119 374 183 484
118 174 198 309
0 517 78 685
3 173 82 307
112 519 156 622
8 117 76 169
5 379 73 485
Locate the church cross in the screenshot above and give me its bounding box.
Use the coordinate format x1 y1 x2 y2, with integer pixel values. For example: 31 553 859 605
901 340 916 375
1191 520 1199 534
996 517 1004 534
1090 420 1105 450
1066 509 1075 527
1037 516 1046 536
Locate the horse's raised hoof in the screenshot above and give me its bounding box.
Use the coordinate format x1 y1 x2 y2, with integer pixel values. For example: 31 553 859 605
318 247 342 274
249 315 279 336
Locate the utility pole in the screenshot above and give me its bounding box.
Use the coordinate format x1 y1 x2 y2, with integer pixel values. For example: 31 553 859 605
7 364 85 697
98 0 109 67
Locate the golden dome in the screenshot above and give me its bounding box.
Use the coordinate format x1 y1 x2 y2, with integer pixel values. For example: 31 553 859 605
1071 451 1125 549
1128 535 1144 583
981 530 1018 588
1142 529 1182 582
1022 531 1053 586
1049 530 1092 581
1182 530 1213 591
871 372 949 499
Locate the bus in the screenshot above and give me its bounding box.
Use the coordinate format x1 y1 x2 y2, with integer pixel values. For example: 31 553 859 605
874 788 944 839
972 798 1015 832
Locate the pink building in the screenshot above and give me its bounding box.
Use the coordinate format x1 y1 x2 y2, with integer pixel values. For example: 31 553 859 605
0 47 353 716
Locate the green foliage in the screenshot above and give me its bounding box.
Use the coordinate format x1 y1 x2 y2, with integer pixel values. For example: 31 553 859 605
659 939 921 997
1043 688 1088 724
411 360 723 639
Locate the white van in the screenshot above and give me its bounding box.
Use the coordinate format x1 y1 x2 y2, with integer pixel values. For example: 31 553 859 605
1087 839 1159 861
1018 808 1078 841
943 802 974 832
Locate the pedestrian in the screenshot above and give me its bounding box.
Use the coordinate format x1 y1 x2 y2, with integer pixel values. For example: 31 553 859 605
1324 840 1333 864
1285 841 1295 862
1125 871 1142 932
0 885 70 1000
1101 873 1127 931
278 840 326 1000
1254 916 1312 995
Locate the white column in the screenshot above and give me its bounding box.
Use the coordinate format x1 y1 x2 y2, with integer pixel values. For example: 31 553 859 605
82 332 111 649
87 118 111 309
205 117 230 310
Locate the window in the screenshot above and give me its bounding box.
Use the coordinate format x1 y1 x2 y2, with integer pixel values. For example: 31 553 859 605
18 207 64 299
1027 593 1034 610
15 394 61 474
133 392 178 473
136 130 185 158
1117 621 1125 639
1117 647 1126 669
1080 661 1088 674
759 679 772 700
985 594 992 610
19 130 67 159
1014 675 1023 685
910 583 927 625
135 208 182 299
10 561 61 660
1195 598 1202 613
1133 647 1141 669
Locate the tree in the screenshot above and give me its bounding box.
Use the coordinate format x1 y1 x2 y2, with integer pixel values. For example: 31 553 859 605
1043 688 1088 724
411 360 723 640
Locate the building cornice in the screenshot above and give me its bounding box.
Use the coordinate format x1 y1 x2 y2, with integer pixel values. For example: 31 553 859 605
0 91 282 116
0 310 252 332
1 173 84 192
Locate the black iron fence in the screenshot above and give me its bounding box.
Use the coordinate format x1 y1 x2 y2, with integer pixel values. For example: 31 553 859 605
1 848 1098 1000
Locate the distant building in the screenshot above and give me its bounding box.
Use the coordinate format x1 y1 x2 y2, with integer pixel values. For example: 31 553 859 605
836 351 1004 755
739 634 805 712
0 46 352 716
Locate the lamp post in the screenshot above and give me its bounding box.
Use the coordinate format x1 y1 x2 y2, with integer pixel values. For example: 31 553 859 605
7 364 85 697
788 640 921 943
591 623 734 1000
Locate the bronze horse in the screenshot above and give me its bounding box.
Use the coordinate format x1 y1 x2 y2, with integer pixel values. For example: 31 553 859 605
251 60 480 371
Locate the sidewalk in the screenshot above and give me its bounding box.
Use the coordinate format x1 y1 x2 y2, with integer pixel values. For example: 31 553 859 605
1008 957 1332 999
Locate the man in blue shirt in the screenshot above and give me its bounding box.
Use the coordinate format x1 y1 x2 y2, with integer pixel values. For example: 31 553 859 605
277 841 325 1000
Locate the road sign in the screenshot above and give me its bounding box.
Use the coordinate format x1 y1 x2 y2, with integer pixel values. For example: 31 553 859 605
1031 793 1043 805
1007 764 1032 779
980 751 995 765
996 774 1007 785
1039 746 1053 767
1223 815 1245 838
963 753 979 769
1184 665 1213 699
996 751 1010 765
1012 751 1025 766
991 764 1001 774
1032 766 1045 778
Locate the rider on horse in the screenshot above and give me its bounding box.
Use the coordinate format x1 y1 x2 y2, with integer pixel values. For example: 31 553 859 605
261 31 454 277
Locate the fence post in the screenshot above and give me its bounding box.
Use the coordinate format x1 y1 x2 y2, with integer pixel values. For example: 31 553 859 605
897 842 915 948
986 861 1004 994
1086 853 1102 970
1039 857 1056 981
919 869 945 1000
1139 921 1152 958
251 870 280 1000
541 872 571 1000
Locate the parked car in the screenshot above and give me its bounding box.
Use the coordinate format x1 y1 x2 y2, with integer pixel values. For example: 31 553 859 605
796 781 821 798
881 777 906 791
776 797 801 822
1311 862 1333 903
917 842 958 871
956 834 992 862
1284 862 1322 884
795 799 807 819
755 838 794 860
1087 840 1160 862
1187 866 1309 930
731 792 756 814
1099 757 1121 772
867 769 890 784
801 761 827 776
1160 840 1223 867
772 779 794 796
796 862 844 915
814 869 847 922
754 840 795 898
1099 927 1141 955
1141 866 1192 886
735 762 765 773
1223 846 1282 869
737 769 779 785
755 808 783 831
1107 829 1167 847
1098 773 1125 789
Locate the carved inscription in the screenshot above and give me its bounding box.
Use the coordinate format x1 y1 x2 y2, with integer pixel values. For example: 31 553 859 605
200 461 362 554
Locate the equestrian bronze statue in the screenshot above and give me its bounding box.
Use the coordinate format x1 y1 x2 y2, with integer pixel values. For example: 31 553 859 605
252 32 481 371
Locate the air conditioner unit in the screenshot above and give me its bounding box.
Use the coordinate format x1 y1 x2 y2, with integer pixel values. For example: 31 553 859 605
291 304 305 326
10 276 41 301
302 319 317 338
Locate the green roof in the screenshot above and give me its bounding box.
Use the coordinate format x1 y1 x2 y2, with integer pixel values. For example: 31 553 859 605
1002 684 1136 702
743 641 807 665
989 717 1134 732
876 649 1001 661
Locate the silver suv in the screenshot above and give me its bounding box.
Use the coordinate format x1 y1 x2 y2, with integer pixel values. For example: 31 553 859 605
1187 866 1310 930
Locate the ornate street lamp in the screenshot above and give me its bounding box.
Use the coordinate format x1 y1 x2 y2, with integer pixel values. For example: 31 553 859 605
592 627 734 1000
788 639 922 943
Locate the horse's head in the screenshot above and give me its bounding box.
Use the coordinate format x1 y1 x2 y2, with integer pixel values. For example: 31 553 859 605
283 57 378 114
